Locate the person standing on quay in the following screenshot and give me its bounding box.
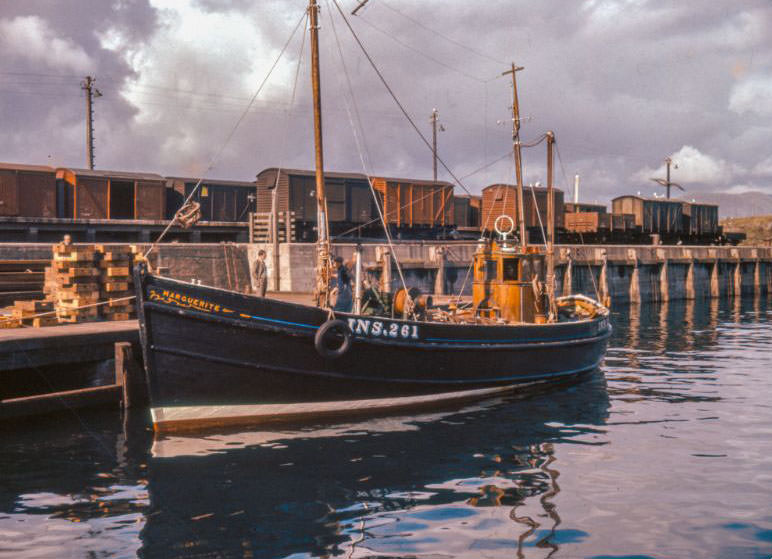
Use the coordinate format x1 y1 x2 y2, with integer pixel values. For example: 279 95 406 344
254 249 268 297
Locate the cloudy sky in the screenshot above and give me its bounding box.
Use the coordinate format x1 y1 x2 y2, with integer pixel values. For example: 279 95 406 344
0 0 770 203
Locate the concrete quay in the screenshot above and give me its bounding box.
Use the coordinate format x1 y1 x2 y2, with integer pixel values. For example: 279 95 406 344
1 241 769 307
252 242 772 305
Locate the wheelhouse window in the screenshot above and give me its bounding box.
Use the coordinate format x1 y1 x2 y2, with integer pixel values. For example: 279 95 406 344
485 259 497 281
502 258 519 281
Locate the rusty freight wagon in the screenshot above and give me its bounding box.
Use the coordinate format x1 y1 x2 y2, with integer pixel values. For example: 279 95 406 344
612 195 684 242
681 201 719 240
0 163 57 217
166 177 256 223
256 168 378 240
56 168 166 220
369 176 454 235
481 184 564 241
453 194 481 230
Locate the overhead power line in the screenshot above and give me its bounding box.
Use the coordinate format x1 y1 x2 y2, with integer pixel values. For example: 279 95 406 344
377 0 507 66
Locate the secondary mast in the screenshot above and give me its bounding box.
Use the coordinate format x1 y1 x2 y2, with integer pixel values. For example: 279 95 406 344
309 0 332 307
503 63 527 253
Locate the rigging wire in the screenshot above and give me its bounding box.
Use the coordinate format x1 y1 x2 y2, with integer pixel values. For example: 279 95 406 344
330 0 475 198
376 0 507 66
555 140 601 301
272 12 309 192
355 15 495 83
326 0 412 300
142 10 307 259
458 150 513 181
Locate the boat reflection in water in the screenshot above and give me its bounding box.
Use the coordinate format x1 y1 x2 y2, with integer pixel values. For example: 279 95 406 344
144 373 610 558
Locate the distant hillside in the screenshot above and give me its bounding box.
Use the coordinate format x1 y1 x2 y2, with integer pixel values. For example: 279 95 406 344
720 215 772 246
690 191 772 218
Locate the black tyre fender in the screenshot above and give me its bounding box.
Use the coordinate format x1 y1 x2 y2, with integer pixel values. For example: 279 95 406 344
314 319 352 359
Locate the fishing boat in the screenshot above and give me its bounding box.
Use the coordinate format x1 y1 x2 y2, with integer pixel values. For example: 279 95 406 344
134 0 611 433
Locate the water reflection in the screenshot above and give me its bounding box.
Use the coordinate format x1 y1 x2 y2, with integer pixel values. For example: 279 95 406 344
144 375 610 558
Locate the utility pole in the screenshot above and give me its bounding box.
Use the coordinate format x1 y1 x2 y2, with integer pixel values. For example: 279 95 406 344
430 108 444 182
81 76 102 170
502 62 527 252
650 156 683 199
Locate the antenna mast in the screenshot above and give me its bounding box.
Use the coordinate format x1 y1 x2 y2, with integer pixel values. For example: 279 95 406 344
309 0 332 307
81 76 102 170
503 63 527 252
546 131 557 319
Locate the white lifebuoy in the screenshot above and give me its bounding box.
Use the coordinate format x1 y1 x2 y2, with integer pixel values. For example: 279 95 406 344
494 214 515 237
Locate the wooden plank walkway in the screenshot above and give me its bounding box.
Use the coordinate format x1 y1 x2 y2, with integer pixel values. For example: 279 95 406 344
0 320 138 371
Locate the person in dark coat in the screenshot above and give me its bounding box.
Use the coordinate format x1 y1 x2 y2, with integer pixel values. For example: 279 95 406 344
332 256 353 312
254 249 267 297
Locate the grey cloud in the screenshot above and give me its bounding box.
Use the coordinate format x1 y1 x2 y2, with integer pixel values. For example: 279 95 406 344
0 0 770 205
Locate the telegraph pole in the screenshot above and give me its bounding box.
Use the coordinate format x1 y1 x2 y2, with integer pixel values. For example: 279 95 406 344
650 156 683 199
430 108 442 181
502 62 527 252
81 76 102 170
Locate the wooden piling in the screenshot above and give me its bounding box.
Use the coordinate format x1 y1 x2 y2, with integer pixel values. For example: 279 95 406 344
734 258 742 298
658 258 669 302
710 260 720 298
433 246 446 296
685 257 696 300
562 250 573 296
629 253 640 305
115 342 148 409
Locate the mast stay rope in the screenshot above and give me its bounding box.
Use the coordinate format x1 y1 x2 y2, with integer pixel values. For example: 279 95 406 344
142 10 307 260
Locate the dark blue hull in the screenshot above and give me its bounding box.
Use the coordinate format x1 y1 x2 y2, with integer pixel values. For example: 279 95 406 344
134 265 610 428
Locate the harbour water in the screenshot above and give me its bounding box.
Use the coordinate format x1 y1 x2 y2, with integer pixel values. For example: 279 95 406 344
1 298 771 558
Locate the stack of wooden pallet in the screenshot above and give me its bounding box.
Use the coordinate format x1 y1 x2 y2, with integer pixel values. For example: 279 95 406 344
0 259 48 306
51 244 101 323
9 300 57 328
96 246 137 321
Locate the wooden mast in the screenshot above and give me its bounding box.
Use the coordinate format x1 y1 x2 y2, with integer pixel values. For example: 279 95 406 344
546 131 557 319
309 0 331 307
503 63 527 253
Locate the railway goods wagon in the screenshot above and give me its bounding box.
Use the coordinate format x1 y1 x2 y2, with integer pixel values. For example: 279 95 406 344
166 177 255 222
681 202 719 238
256 168 377 240
563 202 606 215
612 195 684 236
454 194 481 229
369 177 454 229
481 184 564 236
56 168 166 220
0 163 57 217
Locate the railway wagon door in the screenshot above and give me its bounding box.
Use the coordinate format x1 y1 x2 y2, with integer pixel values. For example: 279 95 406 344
110 180 134 219
0 170 19 216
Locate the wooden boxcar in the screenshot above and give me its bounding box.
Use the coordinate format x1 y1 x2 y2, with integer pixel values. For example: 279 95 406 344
256 168 376 240
612 195 684 236
563 202 606 215
0 163 57 217
681 201 719 239
369 176 454 229
56 168 166 220
481 184 564 236
166 177 255 222
454 194 481 229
